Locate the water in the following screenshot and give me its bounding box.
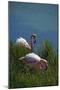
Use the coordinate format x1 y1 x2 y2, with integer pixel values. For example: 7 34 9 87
9 2 58 51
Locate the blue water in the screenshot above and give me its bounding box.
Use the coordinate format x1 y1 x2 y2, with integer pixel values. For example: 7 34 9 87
9 2 58 51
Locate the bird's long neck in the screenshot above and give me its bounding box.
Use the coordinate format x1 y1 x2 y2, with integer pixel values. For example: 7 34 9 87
30 36 33 52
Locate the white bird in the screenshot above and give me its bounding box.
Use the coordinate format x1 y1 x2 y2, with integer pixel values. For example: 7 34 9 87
16 33 36 51
19 53 48 71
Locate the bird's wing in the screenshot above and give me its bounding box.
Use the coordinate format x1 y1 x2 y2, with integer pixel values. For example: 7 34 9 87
16 37 31 49
24 53 41 64
24 56 38 64
26 53 41 61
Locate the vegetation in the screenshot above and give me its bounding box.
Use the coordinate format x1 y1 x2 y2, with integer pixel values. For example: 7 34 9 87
9 40 58 88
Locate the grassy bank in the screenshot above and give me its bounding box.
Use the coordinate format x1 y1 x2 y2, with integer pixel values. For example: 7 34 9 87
9 41 58 88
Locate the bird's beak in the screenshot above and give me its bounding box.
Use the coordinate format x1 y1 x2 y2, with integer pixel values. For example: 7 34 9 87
39 60 48 71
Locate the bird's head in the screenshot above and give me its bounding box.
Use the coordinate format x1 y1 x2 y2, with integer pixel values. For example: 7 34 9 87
38 59 48 71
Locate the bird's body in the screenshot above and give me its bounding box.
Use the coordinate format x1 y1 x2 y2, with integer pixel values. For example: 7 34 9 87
16 33 36 51
19 53 48 71
19 53 41 64
16 37 31 50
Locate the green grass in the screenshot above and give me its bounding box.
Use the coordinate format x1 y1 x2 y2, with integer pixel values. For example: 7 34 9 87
9 41 58 88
